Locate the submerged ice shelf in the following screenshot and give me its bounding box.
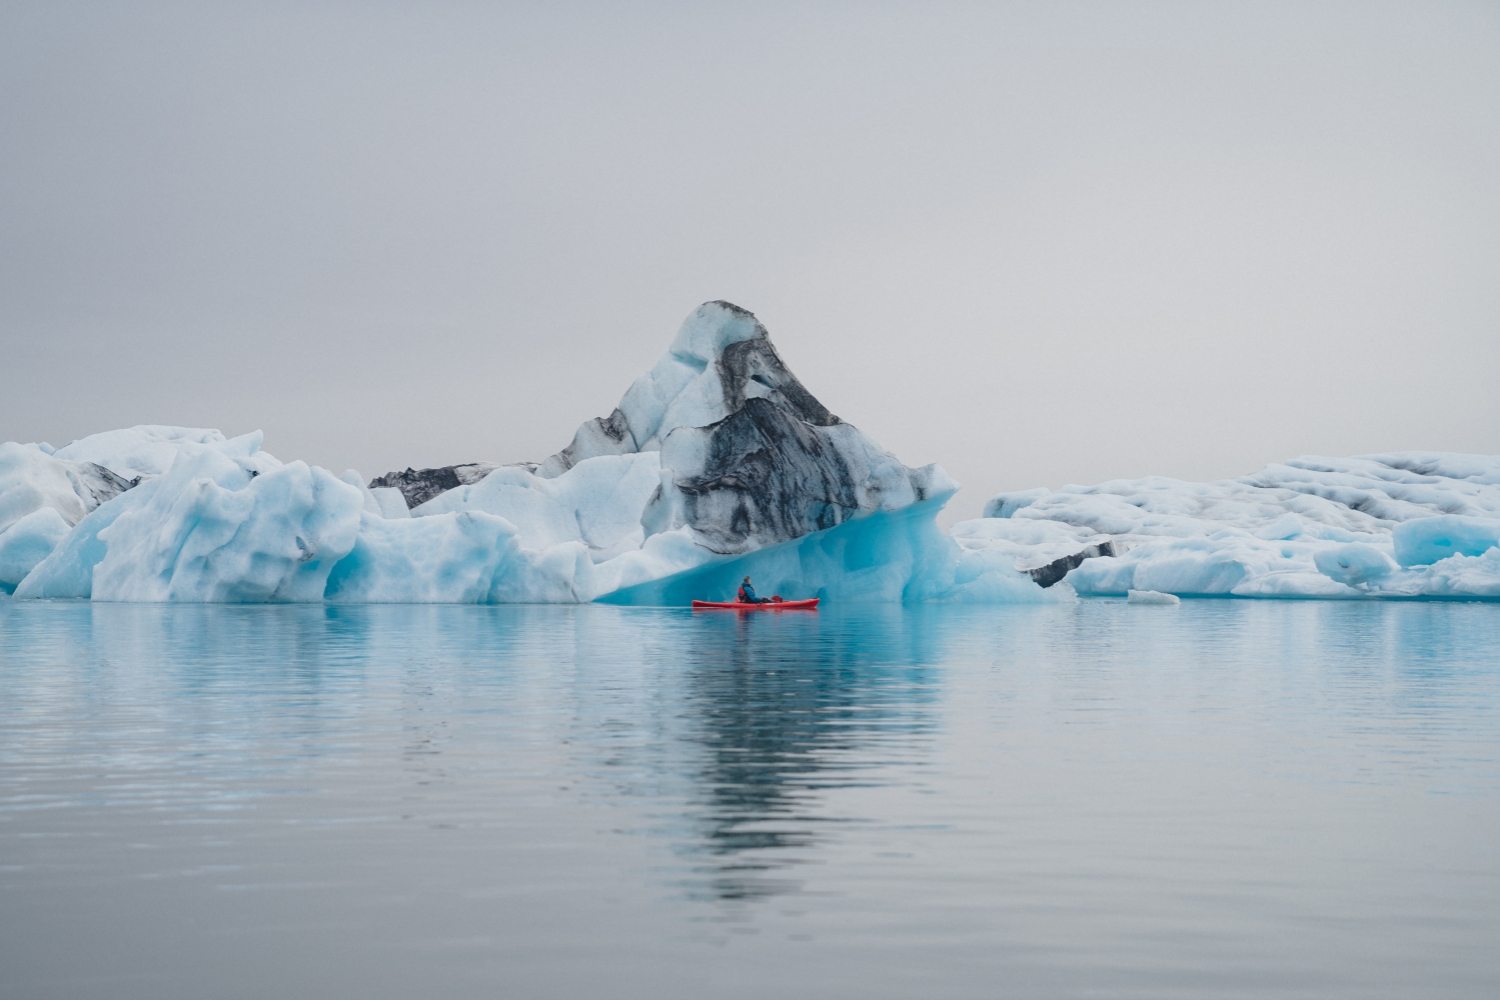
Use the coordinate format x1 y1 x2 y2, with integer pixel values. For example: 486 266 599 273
3 303 1497 603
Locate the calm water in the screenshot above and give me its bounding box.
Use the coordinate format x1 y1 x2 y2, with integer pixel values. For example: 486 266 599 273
1 597 1497 1000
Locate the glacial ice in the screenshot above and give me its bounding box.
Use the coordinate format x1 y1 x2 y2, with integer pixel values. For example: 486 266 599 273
16 431 292 599
5 304 1497 604
1 441 133 534
1127 590 1180 605
334 299 990 606
412 452 663 561
90 459 362 603
324 512 593 604
1 442 94 534
6 302 1041 605
1391 515 1500 567
51 425 227 479
525 301 956 555
0 439 145 586
597 498 1053 607
0 507 71 592
960 454 1500 599
370 463 500 509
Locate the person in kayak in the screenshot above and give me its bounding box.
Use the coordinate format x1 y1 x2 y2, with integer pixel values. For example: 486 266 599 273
737 576 769 604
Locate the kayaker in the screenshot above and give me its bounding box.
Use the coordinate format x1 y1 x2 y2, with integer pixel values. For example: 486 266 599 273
737 576 768 604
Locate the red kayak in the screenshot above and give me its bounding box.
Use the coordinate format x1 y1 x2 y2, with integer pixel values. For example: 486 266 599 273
691 598 820 610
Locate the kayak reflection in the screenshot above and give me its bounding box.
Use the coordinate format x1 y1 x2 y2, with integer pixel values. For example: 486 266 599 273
669 607 941 902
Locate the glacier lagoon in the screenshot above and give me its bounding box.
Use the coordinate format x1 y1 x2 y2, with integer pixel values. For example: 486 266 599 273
3 596 1498 999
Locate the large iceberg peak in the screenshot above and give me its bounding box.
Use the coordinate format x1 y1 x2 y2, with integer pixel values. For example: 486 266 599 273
358 300 966 598
536 300 840 478
532 300 951 558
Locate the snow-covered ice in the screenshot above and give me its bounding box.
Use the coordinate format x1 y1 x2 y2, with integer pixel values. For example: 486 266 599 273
959 454 1500 599
52 425 227 479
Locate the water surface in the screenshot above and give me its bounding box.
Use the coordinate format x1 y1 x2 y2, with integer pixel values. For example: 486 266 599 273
2 598 1497 999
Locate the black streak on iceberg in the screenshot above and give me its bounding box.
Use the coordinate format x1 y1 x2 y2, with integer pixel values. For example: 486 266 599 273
666 396 860 554
716 333 838 429
369 463 499 509
1024 540 1125 588
72 462 139 510
536 301 839 480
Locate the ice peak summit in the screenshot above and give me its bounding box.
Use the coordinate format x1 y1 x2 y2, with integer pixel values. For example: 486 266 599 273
537 301 839 478
667 300 767 363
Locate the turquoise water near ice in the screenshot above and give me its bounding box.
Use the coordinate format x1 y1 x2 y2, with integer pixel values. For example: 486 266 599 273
1 597 1498 999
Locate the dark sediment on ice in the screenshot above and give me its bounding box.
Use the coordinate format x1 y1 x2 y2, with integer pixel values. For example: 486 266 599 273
369 463 499 509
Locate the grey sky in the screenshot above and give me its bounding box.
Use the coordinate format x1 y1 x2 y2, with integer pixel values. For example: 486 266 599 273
3 1 1497 523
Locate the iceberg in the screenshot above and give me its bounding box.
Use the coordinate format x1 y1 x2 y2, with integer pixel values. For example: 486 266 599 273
324 512 594 604
960 454 1500 599
374 302 954 545
6 302 1048 605
7 302 1494 605
337 300 1003 606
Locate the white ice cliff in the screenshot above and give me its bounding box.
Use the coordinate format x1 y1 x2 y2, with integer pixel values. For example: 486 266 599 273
957 454 1500 599
1 303 1048 604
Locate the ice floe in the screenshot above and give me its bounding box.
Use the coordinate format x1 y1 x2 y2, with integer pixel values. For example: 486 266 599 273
959 454 1500 599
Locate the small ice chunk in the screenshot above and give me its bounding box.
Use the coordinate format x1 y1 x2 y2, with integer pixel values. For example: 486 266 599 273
1127 589 1180 605
1313 543 1394 585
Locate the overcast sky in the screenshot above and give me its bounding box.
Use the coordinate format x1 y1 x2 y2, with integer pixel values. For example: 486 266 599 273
3 1 1497 522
